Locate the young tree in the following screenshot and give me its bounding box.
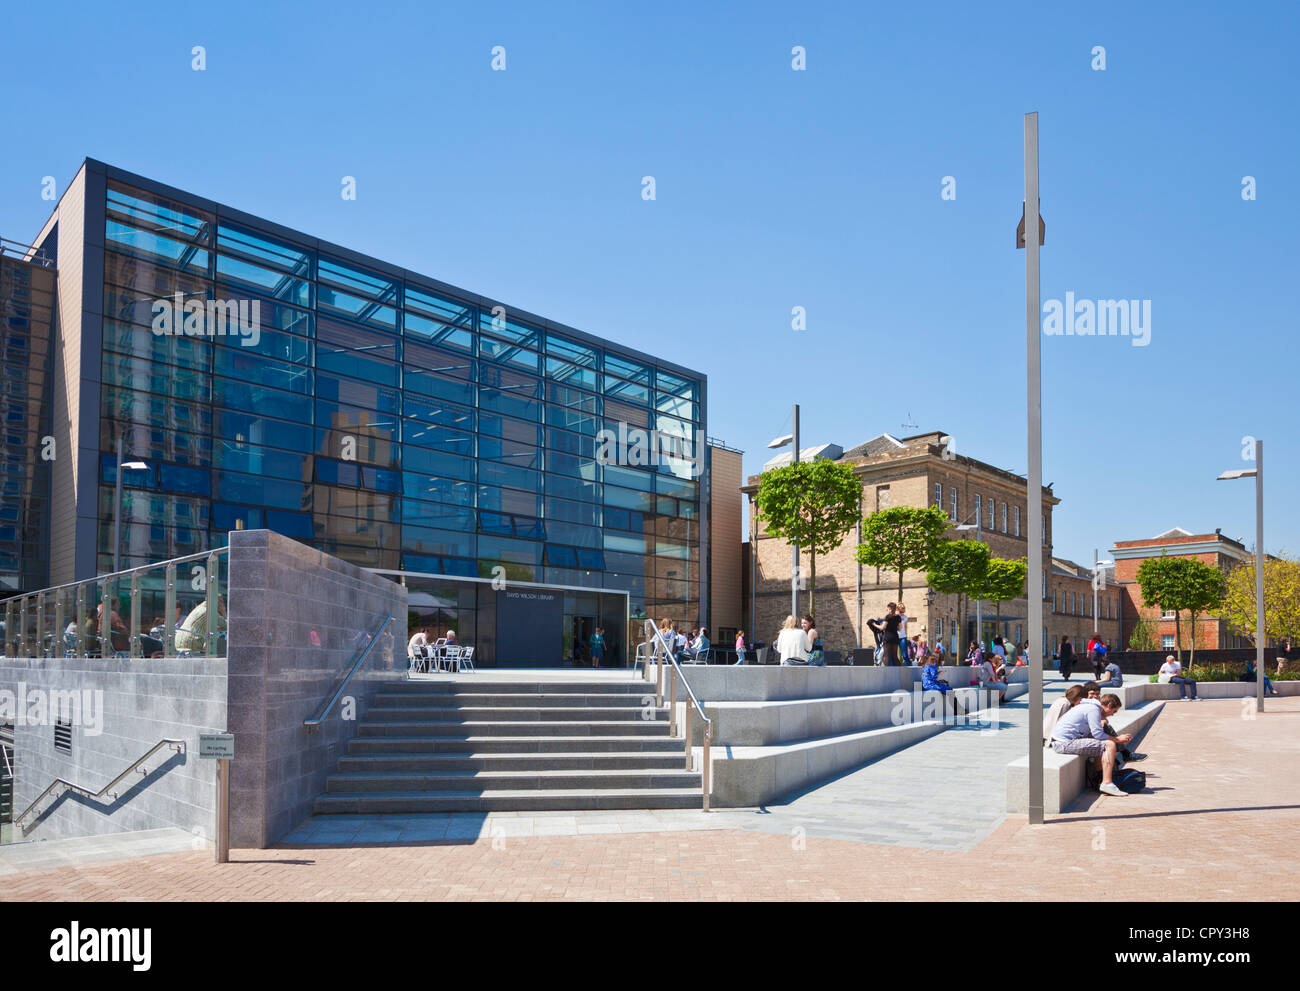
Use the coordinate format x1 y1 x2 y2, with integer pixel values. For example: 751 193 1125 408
1127 619 1159 652
753 458 862 623
1174 559 1228 669
927 538 990 656
978 558 1028 640
1220 555 1300 672
1135 554 1184 662
856 505 951 603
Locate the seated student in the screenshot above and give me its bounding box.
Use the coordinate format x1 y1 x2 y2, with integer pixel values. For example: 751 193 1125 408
1097 655 1123 688
1158 654 1199 700
775 615 812 666
1042 684 1086 746
681 627 710 663
1242 658 1279 697
1050 692 1134 797
975 654 1009 704
1082 682 1147 763
921 654 962 714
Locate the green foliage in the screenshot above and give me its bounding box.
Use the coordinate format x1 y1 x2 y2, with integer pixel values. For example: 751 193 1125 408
1135 554 1228 663
1127 619 1159 652
754 458 862 621
856 504 951 600
978 558 1028 635
1219 555 1300 646
926 538 990 651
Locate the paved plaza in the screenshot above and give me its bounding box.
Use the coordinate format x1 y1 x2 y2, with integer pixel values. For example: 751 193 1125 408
3 687 1297 900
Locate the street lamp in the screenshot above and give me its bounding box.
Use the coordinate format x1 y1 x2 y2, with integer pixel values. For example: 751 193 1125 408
766 405 801 618
1218 442 1266 713
1091 550 1114 629
112 436 151 573
954 518 985 646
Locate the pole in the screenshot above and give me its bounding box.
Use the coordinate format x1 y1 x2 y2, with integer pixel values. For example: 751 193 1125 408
1255 440 1265 714
975 516 983 646
791 403 800 619
1024 112 1044 826
215 757 230 864
1093 547 1099 629
112 435 123 574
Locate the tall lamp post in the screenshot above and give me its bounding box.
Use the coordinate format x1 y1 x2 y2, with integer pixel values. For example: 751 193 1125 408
1218 440 1266 713
112 436 151 574
1091 551 1114 631
954 515 985 647
766 404 801 618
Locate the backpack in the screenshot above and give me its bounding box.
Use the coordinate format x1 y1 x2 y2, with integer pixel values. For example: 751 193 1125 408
1113 767 1145 793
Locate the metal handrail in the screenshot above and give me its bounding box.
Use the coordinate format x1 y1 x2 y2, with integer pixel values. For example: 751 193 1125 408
642 620 712 811
13 739 186 834
303 615 395 731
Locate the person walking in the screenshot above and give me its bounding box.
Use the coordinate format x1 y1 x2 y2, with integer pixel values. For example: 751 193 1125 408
1058 635 1075 681
589 627 605 668
734 629 747 666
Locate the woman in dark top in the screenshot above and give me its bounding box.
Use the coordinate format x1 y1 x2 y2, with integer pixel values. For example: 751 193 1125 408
881 603 902 666
804 616 825 667
1058 636 1075 681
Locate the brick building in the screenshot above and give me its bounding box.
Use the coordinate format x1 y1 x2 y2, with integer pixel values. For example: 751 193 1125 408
1048 556 1123 657
1110 527 1256 651
742 431 1058 658
706 440 744 644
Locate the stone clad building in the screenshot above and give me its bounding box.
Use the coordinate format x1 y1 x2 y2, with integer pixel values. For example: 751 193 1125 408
743 431 1058 658
1048 556 1123 657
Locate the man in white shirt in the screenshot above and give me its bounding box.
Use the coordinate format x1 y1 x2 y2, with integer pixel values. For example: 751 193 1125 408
1158 654 1199 700
1051 694 1133 797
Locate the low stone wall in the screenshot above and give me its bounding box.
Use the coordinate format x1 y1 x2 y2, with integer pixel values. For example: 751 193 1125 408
1 655 226 843
226 530 407 847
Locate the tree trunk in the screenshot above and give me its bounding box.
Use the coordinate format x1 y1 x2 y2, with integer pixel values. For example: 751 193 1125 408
809 548 817 624
1188 611 1198 670
898 559 904 605
1174 611 1183 665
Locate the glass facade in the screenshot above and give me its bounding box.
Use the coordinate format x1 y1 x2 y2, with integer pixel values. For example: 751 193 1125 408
96 179 705 659
0 254 56 594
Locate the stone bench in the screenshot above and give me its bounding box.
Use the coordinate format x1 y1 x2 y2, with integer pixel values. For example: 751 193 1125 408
1005 701 1164 814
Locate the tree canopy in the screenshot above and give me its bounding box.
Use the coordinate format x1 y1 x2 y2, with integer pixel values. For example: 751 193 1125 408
857 504 951 601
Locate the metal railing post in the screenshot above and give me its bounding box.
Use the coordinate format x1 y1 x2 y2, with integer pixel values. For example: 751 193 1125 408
100 579 112 657
53 589 65 658
3 599 12 656
683 696 693 771
205 551 219 656
164 563 176 658
18 595 29 657
35 592 46 658
130 571 142 658
702 723 711 812
669 664 678 737
76 585 87 658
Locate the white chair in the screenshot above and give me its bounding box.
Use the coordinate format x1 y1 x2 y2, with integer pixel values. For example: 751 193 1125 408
422 643 442 673
458 646 475 672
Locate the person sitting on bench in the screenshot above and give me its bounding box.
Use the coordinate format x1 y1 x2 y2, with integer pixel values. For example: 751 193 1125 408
922 654 962 714
975 653 1009 704
1043 684 1085 746
1158 654 1199 700
1097 656 1123 689
1050 692 1133 797
776 615 812 666
1242 658 1279 697
1083 683 1147 762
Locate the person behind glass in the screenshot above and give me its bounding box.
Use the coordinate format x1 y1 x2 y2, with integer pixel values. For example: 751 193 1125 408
803 616 825 666
776 615 812 666
1058 635 1075 681
1242 657 1279 696
589 626 605 668
733 630 746 666
879 603 902 666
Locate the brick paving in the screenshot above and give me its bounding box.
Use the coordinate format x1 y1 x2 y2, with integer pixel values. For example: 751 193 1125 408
3 694 1298 900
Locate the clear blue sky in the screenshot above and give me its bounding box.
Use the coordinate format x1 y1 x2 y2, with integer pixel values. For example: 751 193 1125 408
3 0 1295 563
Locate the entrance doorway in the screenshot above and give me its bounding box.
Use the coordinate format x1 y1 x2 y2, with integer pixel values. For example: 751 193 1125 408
565 614 596 667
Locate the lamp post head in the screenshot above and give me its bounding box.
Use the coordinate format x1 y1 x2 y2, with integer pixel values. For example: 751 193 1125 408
121 461 150 471
767 434 794 450
1217 469 1257 481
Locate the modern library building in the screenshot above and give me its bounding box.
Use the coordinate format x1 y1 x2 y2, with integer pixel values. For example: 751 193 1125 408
2 159 716 666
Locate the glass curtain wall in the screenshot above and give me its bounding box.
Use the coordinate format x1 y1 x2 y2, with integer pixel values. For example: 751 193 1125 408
97 180 703 659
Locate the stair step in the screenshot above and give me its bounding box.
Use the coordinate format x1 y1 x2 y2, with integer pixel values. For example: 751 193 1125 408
337 754 688 772
391 681 650 695
374 693 658 708
313 788 705 814
326 769 702 793
346 736 688 755
358 720 673 738
364 706 665 722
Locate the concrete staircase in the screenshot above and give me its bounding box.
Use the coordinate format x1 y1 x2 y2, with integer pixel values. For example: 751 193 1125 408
313 679 703 814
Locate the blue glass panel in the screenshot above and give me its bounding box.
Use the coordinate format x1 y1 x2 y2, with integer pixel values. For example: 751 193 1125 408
545 358 598 391
220 376 313 423
213 441 309 481
401 500 475 531
402 446 475 481
318 287 398 330
604 377 651 406
213 469 305 509
545 473 600 503
404 422 474 454
159 463 212 495
478 311 541 348
404 396 475 432
404 475 476 506
480 337 539 372
655 370 696 400
316 459 401 492
216 222 313 276
404 285 475 328
404 312 475 352
478 460 541 493
105 221 209 275
479 388 540 421
545 334 598 366
401 525 476 559
214 347 313 394
404 367 475 407
603 355 651 385
316 374 401 413
316 317 399 385
476 485 542 516
546 404 600 435
576 548 606 570
318 256 399 304
215 254 311 307
543 544 577 567
478 534 542 566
